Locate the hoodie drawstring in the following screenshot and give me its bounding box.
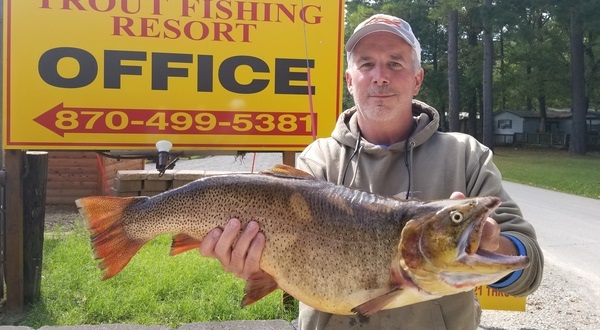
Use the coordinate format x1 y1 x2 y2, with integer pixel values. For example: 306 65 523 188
341 130 362 186
403 120 417 199
404 139 416 199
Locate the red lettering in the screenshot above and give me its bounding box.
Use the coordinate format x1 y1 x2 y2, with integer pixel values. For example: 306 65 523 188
184 21 209 41
215 0 233 19
40 0 160 14
89 0 116 12
274 3 295 22
236 1 258 21
113 16 135 36
181 0 199 17
164 19 182 39
64 0 86 10
214 22 234 42
121 0 141 14
301 5 322 24
110 16 254 42
262 2 272 22
202 0 211 18
140 18 160 38
237 23 256 43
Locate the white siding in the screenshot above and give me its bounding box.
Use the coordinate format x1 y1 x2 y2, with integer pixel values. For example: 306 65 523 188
494 112 524 134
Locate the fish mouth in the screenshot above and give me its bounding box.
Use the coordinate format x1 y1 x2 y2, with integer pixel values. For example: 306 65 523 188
456 197 530 273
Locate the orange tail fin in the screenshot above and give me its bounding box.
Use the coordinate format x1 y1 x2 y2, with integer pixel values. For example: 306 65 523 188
76 196 149 279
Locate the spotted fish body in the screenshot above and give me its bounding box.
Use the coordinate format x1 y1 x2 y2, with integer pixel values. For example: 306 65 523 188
76 165 529 316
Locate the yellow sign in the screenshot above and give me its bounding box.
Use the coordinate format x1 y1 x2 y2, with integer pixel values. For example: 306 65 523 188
3 0 344 151
475 285 527 311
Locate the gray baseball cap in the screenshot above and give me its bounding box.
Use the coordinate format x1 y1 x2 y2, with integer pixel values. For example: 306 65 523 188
345 14 422 63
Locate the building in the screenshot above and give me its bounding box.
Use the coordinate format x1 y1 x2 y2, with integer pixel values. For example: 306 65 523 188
493 109 600 146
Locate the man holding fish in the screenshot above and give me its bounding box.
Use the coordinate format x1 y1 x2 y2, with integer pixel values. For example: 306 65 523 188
199 13 544 330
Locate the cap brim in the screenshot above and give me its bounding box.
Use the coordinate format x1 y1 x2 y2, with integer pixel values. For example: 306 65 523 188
345 24 407 53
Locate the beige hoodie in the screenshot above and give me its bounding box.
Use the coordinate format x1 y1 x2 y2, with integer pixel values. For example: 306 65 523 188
295 100 544 330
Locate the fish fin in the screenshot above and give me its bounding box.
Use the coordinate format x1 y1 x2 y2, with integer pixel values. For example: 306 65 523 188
241 271 280 307
170 233 202 256
260 164 315 180
350 286 403 317
76 196 149 280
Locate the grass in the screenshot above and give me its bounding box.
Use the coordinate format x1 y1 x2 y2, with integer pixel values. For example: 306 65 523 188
7 222 297 328
493 146 600 200
3 146 598 327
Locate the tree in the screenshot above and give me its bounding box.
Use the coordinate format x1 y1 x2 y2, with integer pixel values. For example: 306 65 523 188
569 3 587 155
448 9 460 132
482 0 494 149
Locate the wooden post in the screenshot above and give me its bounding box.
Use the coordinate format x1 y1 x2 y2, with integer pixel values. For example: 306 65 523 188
23 151 49 304
4 150 25 312
281 151 297 311
0 170 5 301
282 151 296 167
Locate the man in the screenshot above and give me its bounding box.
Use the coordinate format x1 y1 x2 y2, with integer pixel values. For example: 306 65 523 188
200 14 544 329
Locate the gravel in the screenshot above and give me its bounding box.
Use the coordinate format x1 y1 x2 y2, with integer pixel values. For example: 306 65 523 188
43 153 600 329
478 252 600 329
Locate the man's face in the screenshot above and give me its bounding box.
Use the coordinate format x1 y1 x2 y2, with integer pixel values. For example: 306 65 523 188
346 32 424 123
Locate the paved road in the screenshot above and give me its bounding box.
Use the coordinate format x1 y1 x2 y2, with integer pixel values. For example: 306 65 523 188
502 181 600 289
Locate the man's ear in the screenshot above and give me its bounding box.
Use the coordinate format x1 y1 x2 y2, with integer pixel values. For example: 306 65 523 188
413 68 424 96
345 70 354 95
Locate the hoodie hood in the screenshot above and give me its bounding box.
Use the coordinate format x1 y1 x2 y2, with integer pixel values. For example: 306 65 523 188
331 100 440 155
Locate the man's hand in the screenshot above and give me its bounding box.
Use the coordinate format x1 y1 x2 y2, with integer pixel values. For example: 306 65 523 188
450 192 518 256
199 219 265 280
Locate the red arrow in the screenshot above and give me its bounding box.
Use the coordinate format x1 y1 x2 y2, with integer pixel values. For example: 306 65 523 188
34 103 69 137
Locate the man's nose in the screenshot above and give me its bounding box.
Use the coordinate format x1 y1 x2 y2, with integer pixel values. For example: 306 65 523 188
372 66 390 85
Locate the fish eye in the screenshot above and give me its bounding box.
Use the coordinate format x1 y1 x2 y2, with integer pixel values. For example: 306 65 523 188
450 211 463 223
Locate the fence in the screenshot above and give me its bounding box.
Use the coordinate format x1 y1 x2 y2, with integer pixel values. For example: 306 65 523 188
495 133 600 149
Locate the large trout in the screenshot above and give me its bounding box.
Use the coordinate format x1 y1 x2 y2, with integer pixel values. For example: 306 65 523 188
76 164 529 316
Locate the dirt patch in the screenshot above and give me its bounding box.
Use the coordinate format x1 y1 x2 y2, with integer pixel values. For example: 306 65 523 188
44 203 81 231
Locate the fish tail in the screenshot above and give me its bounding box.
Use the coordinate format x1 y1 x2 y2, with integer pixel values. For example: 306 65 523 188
76 196 150 280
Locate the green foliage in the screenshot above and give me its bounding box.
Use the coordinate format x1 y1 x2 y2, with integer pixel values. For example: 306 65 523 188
13 223 297 328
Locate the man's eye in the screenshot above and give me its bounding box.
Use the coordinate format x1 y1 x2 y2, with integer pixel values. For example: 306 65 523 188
360 62 374 68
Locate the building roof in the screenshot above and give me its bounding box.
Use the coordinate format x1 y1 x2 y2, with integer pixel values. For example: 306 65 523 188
496 109 600 119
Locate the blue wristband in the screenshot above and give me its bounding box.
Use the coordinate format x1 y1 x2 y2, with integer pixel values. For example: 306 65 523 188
489 233 527 289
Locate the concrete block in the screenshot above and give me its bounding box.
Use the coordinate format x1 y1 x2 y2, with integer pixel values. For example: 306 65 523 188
147 170 175 180
173 170 207 181
116 170 148 180
38 326 171 330
140 190 166 197
172 180 195 188
143 180 171 192
204 171 250 177
113 178 142 192
178 320 295 330
111 188 140 197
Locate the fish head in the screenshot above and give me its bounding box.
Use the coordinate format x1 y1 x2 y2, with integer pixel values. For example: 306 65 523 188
398 196 530 295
